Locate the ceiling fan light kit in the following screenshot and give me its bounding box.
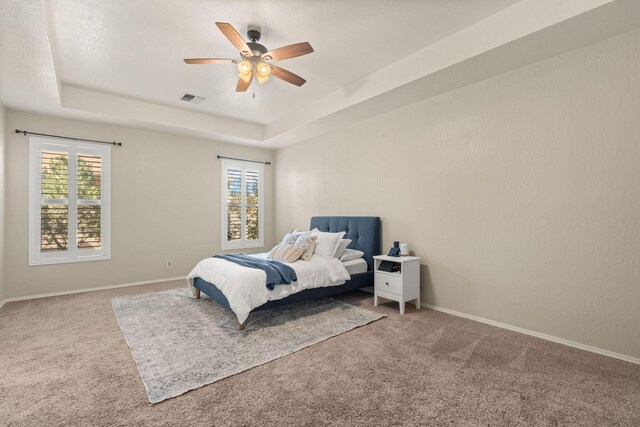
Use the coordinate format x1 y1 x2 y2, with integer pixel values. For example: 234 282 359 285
237 60 253 83
255 62 271 84
238 61 251 74
184 22 313 92
237 59 270 85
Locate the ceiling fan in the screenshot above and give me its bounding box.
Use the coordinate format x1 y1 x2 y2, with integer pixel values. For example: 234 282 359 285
184 22 314 92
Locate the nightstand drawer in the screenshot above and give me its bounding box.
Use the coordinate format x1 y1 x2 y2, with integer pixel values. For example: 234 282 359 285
375 273 403 295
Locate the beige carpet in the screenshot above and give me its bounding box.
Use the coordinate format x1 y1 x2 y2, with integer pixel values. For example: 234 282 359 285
1 280 639 426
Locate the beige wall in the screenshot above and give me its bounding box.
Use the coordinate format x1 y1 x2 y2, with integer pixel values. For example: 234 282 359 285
0 103 6 304
275 29 640 359
4 111 275 299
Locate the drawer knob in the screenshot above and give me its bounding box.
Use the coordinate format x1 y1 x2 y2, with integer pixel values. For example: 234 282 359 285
385 282 389 286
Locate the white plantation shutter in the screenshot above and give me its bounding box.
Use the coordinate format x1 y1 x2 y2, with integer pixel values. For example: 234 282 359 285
76 154 103 249
29 137 111 265
40 150 69 252
226 167 242 241
221 159 264 249
245 169 260 241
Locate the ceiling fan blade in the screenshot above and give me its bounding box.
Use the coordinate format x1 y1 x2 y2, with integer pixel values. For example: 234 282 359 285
270 65 306 86
263 42 314 61
183 58 237 64
216 22 253 57
236 72 254 92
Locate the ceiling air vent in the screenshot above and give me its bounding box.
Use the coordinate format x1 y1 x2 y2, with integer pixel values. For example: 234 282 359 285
180 93 205 104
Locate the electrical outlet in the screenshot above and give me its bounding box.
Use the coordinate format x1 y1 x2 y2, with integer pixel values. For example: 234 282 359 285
166 259 173 269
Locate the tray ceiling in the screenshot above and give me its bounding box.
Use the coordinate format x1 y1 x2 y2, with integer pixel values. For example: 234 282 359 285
2 0 640 147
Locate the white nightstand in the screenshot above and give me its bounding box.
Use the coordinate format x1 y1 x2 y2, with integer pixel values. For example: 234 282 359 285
373 255 421 315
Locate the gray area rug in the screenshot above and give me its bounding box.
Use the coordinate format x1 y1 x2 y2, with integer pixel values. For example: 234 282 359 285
112 287 384 403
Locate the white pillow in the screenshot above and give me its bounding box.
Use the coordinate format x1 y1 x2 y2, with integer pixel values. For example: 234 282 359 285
311 228 346 258
334 239 352 259
340 249 364 262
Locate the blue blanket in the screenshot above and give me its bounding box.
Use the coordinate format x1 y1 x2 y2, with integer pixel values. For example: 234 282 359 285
213 254 297 290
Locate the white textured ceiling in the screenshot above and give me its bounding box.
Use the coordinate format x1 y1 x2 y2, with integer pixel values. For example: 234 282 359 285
2 0 640 148
51 0 520 124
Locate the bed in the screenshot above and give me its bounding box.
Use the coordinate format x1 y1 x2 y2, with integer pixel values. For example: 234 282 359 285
189 216 381 329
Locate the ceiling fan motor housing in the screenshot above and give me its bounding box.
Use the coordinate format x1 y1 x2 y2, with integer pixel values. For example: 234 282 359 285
245 28 268 58
247 42 268 57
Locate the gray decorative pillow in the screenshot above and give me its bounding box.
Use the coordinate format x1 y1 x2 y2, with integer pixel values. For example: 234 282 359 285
281 232 300 245
294 234 317 261
281 230 311 245
267 244 304 263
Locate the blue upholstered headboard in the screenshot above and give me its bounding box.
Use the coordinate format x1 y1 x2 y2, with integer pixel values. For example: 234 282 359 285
309 216 381 271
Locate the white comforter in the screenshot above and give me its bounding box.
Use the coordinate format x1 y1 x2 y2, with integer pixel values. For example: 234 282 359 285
186 253 351 324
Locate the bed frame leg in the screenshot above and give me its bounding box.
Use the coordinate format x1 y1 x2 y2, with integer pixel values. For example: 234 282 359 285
194 287 201 299
239 322 245 331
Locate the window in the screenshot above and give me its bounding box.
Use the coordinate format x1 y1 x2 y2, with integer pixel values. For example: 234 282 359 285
221 158 264 249
29 137 111 265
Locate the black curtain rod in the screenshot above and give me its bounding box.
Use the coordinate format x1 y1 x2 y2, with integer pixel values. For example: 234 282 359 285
15 129 123 147
217 155 271 165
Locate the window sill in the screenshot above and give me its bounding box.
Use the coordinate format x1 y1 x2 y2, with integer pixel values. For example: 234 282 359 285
221 242 265 251
29 254 111 266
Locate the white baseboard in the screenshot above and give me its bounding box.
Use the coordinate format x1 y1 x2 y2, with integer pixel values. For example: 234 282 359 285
1 276 186 304
421 302 640 365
